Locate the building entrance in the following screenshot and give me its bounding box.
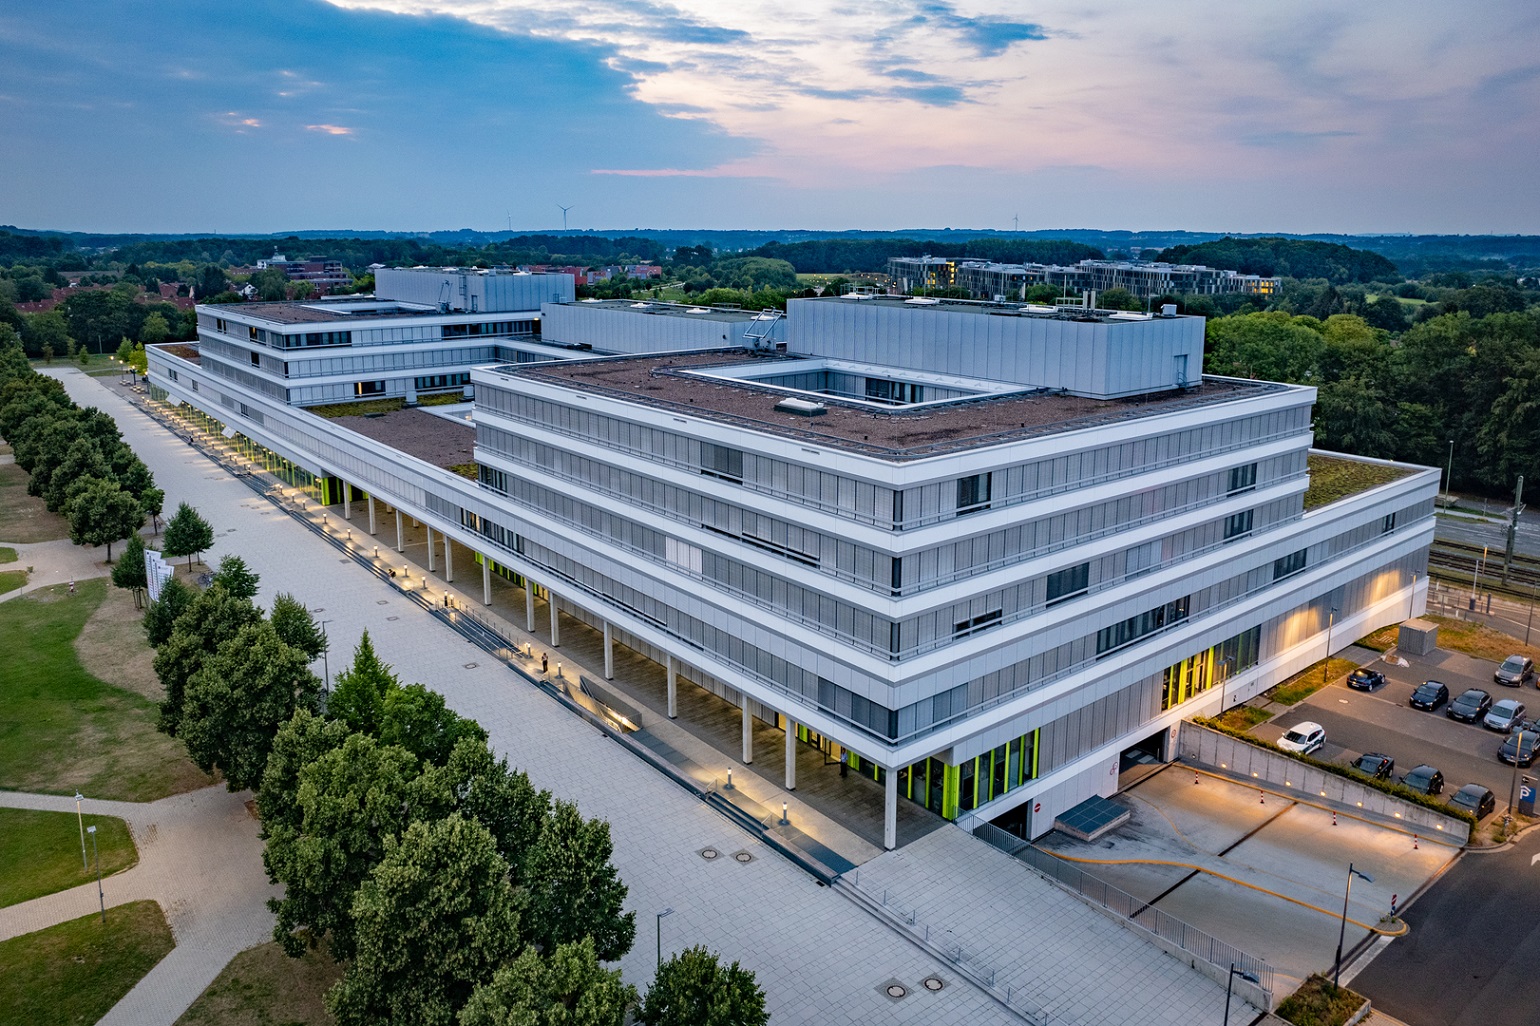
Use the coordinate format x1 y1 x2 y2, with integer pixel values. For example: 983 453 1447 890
1118 729 1168 787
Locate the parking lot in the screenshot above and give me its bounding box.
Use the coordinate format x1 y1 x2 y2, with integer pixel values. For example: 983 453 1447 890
1252 644 1534 818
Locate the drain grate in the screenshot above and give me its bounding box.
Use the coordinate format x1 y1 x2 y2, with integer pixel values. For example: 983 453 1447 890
463 663 478 669
386 616 398 621
922 976 944 992
733 851 754 864
879 980 909 1001
699 847 720 860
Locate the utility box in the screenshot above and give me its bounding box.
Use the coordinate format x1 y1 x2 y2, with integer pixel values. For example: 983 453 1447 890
1398 618 1439 657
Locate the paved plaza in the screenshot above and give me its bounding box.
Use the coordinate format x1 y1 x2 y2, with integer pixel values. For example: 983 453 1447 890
30 368 1266 1025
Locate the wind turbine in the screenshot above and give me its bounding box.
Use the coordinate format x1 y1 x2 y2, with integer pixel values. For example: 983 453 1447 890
558 204 573 231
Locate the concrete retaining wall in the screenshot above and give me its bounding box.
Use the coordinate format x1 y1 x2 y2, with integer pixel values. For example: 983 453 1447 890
1177 721 1470 844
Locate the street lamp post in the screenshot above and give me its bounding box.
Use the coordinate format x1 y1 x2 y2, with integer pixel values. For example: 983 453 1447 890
655 907 674 969
1323 606 1339 686
1445 439 1455 508
1333 863 1373 992
87 825 104 923
1224 963 1261 1026
319 619 333 696
1508 728 1527 826
74 791 87 872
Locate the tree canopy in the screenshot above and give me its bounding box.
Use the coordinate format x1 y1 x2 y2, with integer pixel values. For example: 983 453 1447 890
636 947 768 1026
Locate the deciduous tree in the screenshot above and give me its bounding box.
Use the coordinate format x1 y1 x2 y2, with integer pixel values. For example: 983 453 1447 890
143 575 193 647
112 532 149 607
211 554 260 600
152 584 263 735
65 476 143 561
637 947 767 1026
270 592 328 661
380 681 487 767
162 500 214 568
520 800 634 962
459 938 635 1026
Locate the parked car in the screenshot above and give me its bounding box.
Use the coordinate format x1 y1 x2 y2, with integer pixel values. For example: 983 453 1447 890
1494 654 1535 688
1351 752 1395 780
1410 681 1450 712
1448 783 1496 819
1448 688 1494 723
1499 731 1540 767
1402 764 1445 795
1347 667 1387 691
1484 699 1528 733
1277 721 1325 755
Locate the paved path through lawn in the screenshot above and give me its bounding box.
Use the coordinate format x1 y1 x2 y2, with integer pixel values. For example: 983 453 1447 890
0 785 278 1026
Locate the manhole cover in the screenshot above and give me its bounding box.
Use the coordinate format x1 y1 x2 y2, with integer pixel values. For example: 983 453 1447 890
879 981 908 1001
313 608 325 613
376 600 389 606
386 616 399 621
463 662 478 669
699 847 720 860
339 558 349 563
922 976 944 992
733 851 754 864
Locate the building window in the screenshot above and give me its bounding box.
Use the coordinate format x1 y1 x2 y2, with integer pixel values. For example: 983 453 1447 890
215 318 227 333
956 473 992 516
953 609 1003 638
1045 563 1090 607
478 466 508 494
249 350 261 367
248 326 258 341
1228 463 1257 494
1273 549 1308 580
1223 510 1253 540
700 443 743 483
354 380 384 397
1096 596 1190 656
1382 512 1396 534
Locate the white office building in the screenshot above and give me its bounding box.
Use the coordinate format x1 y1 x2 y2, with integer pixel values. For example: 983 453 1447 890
148 289 1434 848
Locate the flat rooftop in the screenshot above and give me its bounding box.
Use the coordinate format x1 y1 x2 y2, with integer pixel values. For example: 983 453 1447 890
802 294 1199 325
501 350 1287 460
560 299 773 323
221 301 436 325
328 407 474 469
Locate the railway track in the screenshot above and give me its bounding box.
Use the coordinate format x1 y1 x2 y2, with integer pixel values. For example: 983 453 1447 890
1428 541 1540 592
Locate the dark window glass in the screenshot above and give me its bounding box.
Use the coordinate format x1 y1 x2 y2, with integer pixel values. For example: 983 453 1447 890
700 443 743 483
1223 509 1253 540
1382 512 1396 534
1228 463 1257 494
1046 563 1090 606
956 473 992 515
1273 549 1308 579
953 609 1003 638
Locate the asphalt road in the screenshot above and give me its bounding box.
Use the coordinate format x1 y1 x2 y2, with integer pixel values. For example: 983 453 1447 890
1436 509 1540 561
1258 668 1531 811
1351 835 1540 1026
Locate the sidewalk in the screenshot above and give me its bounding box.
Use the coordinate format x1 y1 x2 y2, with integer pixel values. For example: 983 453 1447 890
0 786 279 1026
0 537 113 604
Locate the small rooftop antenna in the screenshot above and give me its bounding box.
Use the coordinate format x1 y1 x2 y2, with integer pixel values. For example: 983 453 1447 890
558 204 573 231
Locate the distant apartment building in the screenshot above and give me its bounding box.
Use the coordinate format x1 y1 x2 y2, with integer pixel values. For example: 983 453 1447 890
256 254 353 292
893 257 1279 301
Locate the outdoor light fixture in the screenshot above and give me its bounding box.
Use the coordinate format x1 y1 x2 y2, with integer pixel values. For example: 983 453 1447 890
1224 963 1261 1026
1333 863 1373 992
655 907 674 968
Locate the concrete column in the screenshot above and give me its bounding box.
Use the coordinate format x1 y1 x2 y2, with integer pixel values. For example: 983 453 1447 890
342 482 351 520
741 704 753 764
482 558 492 606
443 535 453 583
884 768 898 850
525 584 536 632
784 720 797 790
426 526 436 572
666 656 677 719
367 494 377 535
395 509 405 552
602 621 614 679
549 595 560 647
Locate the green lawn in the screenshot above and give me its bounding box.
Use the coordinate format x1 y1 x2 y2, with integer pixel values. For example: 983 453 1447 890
0 808 138 908
1266 656 1361 707
0 579 212 801
0 570 25 596
175 941 342 1026
0 546 17 564
0 900 174 1026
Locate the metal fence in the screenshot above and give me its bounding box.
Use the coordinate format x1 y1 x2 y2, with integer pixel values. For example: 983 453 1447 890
972 822 1274 1000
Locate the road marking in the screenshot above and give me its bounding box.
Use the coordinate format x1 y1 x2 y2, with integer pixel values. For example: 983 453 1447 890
1340 934 1396 986
1531 852 1540 867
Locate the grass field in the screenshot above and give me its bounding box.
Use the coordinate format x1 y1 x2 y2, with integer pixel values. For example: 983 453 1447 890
0 458 71 543
1422 615 1540 665
0 808 137 908
175 941 342 1026
0 579 212 801
0 900 174 1026
1267 656 1362 707
0 570 25 596
0 546 16 563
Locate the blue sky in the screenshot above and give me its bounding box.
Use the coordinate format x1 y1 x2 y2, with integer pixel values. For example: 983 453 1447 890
2 0 1537 234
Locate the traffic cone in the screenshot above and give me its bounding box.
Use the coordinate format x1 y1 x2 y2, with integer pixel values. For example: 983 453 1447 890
1413 834 1419 850
1259 789 1265 805
1332 811 1338 826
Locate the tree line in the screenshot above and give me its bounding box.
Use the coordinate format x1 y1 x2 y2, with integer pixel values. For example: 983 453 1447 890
1204 306 1540 500
0 340 163 559
132 539 767 1026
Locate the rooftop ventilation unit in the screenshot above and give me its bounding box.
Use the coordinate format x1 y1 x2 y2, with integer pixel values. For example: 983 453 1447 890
904 296 941 305
774 397 827 417
685 307 710 314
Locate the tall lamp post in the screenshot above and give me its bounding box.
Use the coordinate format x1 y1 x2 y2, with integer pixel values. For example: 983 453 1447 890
1224 963 1261 1026
1445 439 1455 508
319 619 333 696
1323 606 1339 686
87 825 104 923
655 907 675 969
1333 863 1373 992
1508 728 1527 827
74 791 88 872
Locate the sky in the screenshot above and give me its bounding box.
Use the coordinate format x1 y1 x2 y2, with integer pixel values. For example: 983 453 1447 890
2 0 1538 235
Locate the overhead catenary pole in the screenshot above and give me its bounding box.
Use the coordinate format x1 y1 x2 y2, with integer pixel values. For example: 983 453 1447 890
1503 476 1524 584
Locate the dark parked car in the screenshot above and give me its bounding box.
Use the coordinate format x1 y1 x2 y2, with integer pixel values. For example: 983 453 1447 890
1402 764 1445 795
1495 654 1535 688
1347 667 1387 691
1351 753 1395 780
1448 783 1496 819
1499 731 1540 767
1448 688 1494 723
1410 681 1450 711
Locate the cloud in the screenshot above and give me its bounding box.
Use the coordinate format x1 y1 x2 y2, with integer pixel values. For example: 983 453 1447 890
1239 129 1357 148
305 123 354 135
